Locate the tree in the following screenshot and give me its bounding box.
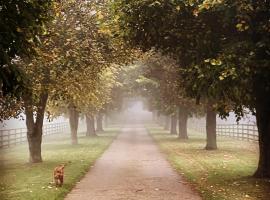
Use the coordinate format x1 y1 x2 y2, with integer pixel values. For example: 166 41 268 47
139 51 197 139
111 0 222 148
0 0 54 99
16 0 121 161
68 104 79 145
96 112 104 132
22 0 108 158
112 0 270 178
86 114 96 137
111 0 207 141
84 66 121 137
200 0 270 177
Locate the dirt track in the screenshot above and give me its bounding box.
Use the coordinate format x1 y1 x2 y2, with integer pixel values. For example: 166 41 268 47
65 125 201 200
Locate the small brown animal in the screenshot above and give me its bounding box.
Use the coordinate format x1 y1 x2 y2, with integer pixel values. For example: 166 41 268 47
53 164 65 187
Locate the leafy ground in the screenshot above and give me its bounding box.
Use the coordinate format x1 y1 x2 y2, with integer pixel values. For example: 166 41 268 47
147 125 270 200
0 128 119 200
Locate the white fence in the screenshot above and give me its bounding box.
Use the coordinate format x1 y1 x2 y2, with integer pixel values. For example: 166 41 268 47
0 122 69 148
188 119 258 142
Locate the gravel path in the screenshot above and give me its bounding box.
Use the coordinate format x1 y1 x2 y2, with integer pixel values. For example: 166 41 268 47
65 125 202 200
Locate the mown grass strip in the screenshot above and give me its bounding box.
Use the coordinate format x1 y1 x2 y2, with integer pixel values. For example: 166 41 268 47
147 125 270 200
0 128 119 200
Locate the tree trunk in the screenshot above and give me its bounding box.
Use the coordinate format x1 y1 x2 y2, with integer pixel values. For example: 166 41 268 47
170 113 177 135
157 113 162 126
86 114 96 136
164 115 170 130
158 115 164 126
25 92 48 163
205 104 217 150
27 127 43 163
152 110 158 122
178 106 188 139
104 114 108 128
253 95 270 178
96 113 104 132
68 105 79 145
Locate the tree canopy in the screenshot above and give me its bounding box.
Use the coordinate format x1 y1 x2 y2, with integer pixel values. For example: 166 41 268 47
1 0 270 179
111 0 270 177
0 0 54 97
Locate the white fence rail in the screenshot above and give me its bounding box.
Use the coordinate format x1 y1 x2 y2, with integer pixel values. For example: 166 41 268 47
188 119 258 142
0 122 69 148
216 124 258 141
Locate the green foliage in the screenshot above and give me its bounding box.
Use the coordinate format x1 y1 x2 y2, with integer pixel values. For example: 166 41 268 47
111 0 270 119
137 51 199 115
0 0 54 97
0 0 131 121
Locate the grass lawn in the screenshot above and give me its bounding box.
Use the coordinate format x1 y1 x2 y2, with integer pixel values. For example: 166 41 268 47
0 127 119 200
147 125 270 200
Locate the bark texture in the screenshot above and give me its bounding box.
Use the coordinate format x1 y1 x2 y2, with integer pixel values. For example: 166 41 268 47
25 92 48 163
170 113 177 135
253 92 270 178
164 115 170 130
104 114 108 128
205 104 217 150
96 113 104 132
86 114 96 136
68 105 79 145
178 106 188 139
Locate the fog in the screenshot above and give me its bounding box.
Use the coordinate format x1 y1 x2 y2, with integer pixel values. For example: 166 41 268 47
0 116 68 130
1 100 256 131
108 100 153 125
217 113 256 125
122 101 152 123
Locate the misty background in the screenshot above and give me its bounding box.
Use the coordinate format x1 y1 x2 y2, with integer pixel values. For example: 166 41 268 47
1 100 256 130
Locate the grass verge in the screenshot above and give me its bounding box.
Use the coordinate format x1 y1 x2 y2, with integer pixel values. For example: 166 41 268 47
0 127 119 200
146 125 270 200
